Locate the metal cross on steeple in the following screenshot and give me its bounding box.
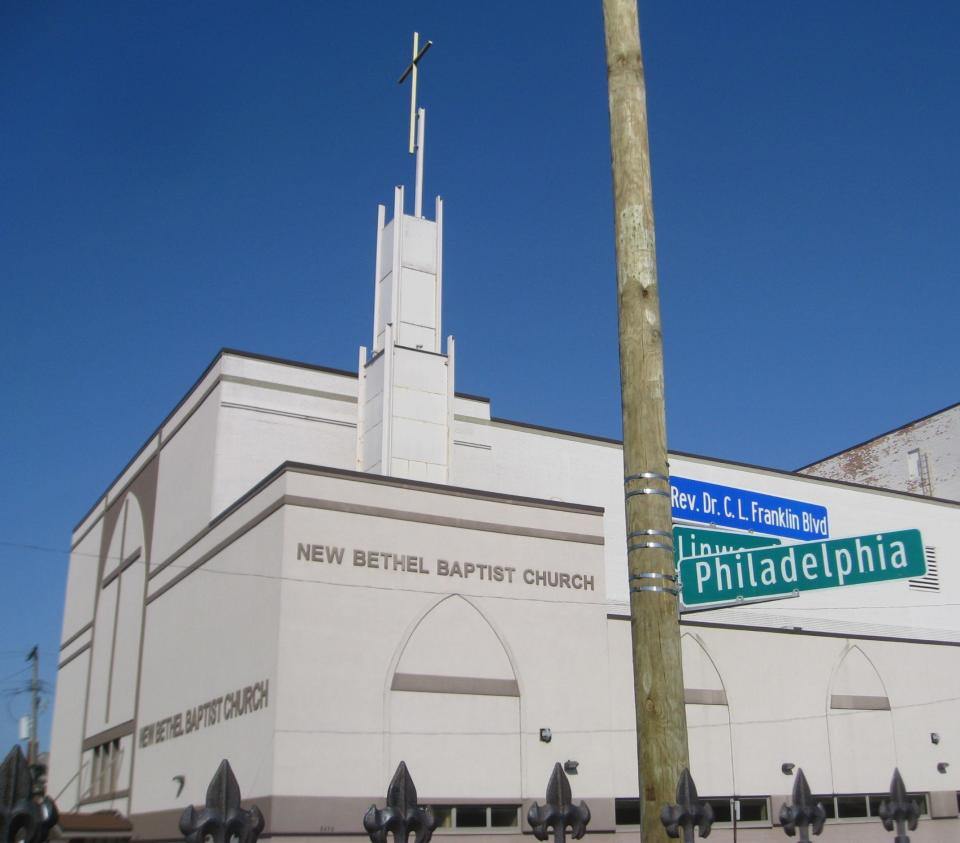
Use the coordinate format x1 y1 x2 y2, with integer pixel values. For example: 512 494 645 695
398 32 432 217
398 32 432 154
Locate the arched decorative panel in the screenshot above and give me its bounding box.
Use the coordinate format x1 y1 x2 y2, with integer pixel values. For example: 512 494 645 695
827 645 896 793
388 596 521 799
81 492 148 806
681 634 734 796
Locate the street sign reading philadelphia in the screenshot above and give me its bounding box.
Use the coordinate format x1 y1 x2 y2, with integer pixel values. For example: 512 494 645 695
679 528 925 606
671 476 829 541
673 525 781 565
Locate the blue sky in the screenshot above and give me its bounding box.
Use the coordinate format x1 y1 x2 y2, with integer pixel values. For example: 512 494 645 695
1 2 958 752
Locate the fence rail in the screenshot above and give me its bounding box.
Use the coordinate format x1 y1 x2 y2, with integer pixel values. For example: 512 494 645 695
3 742 926 843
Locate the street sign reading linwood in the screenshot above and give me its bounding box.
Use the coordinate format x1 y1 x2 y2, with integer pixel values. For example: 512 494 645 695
673 525 781 565
679 528 925 606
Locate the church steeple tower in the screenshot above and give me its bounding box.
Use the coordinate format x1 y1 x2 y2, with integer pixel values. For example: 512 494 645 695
356 34 455 483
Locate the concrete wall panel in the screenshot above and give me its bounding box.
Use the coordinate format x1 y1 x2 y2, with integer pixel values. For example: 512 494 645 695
109 556 145 726
213 385 356 516
389 692 520 799
62 523 102 643
48 651 90 810
401 215 436 274
85 579 118 736
131 510 283 816
151 386 221 564
398 268 437 329
393 348 446 394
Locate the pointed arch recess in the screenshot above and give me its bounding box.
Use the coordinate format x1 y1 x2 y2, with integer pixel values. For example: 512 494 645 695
826 643 897 794
681 633 735 797
383 595 524 798
828 645 891 711
389 594 519 697
681 633 728 706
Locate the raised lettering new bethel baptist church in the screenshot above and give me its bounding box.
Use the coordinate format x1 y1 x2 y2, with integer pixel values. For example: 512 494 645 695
49 47 960 843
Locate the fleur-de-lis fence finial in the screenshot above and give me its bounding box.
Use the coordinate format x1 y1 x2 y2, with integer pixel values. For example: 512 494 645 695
0 746 58 843
779 768 825 843
179 760 264 843
660 768 713 843
877 769 920 843
364 761 436 843
527 762 590 843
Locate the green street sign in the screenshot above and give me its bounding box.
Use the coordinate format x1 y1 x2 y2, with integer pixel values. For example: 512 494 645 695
674 525 781 565
679 528 925 606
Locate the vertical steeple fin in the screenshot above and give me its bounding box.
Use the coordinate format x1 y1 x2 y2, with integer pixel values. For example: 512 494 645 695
356 34 455 483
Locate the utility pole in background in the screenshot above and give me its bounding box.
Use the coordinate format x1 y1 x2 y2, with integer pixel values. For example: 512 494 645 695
602 2 689 842
27 646 40 767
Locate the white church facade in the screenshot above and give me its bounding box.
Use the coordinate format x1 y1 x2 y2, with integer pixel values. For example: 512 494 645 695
49 60 960 843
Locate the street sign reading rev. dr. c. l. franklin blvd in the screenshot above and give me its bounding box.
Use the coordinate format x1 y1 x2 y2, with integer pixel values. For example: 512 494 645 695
671 476 829 541
678 528 925 607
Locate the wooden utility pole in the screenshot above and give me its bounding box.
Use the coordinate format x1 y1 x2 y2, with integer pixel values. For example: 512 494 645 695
601 2 689 842
27 646 40 766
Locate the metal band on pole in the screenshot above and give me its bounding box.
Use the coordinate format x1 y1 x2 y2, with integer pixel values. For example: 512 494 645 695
627 529 672 539
625 488 671 500
627 528 674 552
624 472 670 484
630 572 681 595
630 572 678 583
624 472 672 501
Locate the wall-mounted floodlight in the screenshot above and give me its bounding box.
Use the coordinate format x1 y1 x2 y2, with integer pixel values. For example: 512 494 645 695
931 733 941 745
938 762 949 774
539 728 552 743
563 760 579 775
781 763 795 775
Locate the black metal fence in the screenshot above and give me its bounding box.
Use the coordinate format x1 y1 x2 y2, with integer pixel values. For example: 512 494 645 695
1 746 58 843
1 742 926 843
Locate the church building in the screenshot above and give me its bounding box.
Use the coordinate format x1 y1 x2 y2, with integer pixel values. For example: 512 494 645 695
49 42 960 843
